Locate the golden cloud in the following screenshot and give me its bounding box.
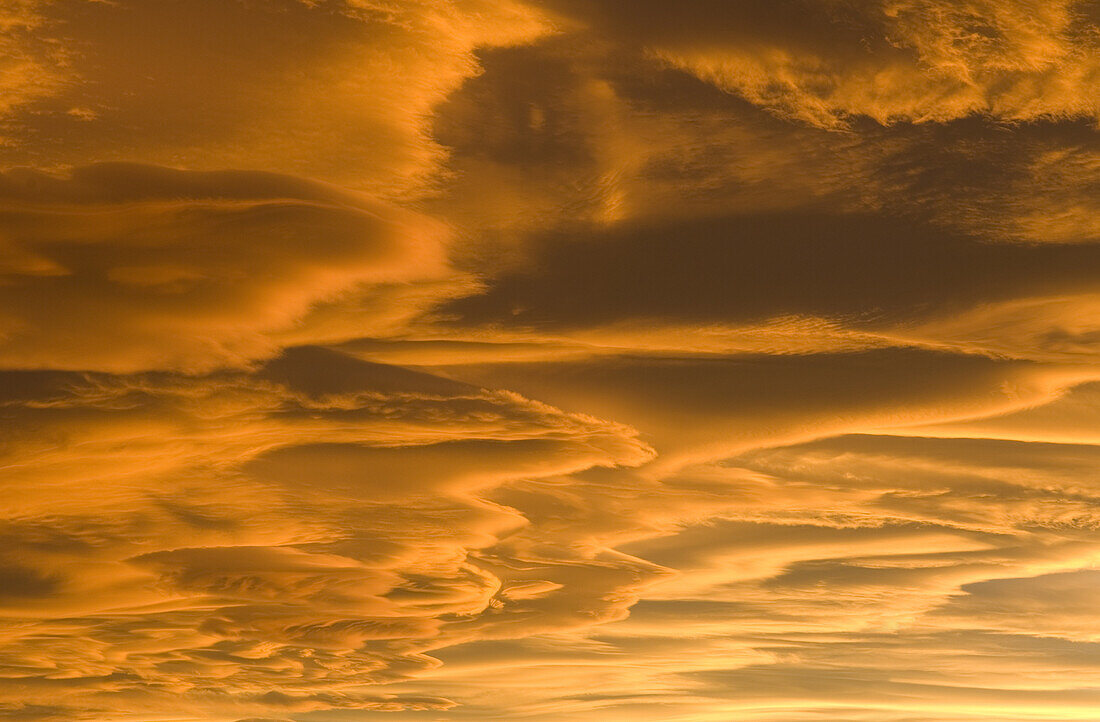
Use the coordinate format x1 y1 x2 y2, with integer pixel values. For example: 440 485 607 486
4 1 1100 720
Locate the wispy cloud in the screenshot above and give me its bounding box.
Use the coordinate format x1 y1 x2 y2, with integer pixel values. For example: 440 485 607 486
4 1 1100 720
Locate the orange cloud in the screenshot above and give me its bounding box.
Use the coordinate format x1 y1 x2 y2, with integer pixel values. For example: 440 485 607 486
5 2 1100 720
0 164 467 372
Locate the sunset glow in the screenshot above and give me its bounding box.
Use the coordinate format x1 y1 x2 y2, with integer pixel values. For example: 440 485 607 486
5 2 1100 720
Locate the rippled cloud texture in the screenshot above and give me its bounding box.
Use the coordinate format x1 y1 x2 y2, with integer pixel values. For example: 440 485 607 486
5 1 1100 720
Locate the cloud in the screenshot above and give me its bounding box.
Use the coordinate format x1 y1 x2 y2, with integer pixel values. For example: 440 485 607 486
382 424 1100 720
0 346 662 719
0 164 466 372
983 145 1100 243
0 1 71 129
0 0 552 194
543 0 1100 128
433 204 1100 367
6 2 1100 720
444 210 1100 328
431 349 1083 470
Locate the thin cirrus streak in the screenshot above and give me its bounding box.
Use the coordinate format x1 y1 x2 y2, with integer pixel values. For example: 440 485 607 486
4 1 1100 721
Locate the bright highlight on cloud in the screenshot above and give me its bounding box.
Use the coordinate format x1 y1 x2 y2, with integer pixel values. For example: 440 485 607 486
0 164 466 372
644 0 1100 128
4 1 1100 721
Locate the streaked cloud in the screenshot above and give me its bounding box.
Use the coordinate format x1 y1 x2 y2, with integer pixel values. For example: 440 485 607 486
4 1 1100 720
0 163 466 372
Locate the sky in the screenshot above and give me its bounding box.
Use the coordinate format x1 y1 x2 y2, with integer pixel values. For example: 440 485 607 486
4 1 1100 720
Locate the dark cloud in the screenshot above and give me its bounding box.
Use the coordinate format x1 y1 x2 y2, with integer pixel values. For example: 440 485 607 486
446 211 1100 329
259 346 475 398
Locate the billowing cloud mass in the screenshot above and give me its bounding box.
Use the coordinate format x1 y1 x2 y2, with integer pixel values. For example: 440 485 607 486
550 0 1100 128
0 163 468 372
4 1 1100 721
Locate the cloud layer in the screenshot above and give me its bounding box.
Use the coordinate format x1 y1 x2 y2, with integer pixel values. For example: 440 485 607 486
4 1 1100 720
